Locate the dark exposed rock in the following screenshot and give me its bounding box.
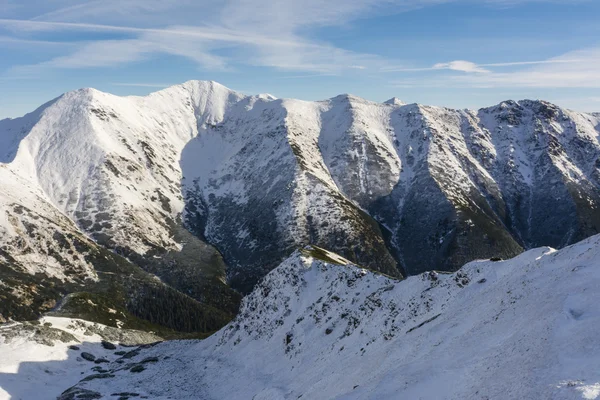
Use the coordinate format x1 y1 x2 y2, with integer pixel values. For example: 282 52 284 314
81 352 96 362
101 340 117 350
130 365 146 373
81 373 115 382
119 349 140 359
59 388 103 400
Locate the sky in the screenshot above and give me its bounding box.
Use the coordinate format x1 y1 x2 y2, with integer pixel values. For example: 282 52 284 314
0 0 599 118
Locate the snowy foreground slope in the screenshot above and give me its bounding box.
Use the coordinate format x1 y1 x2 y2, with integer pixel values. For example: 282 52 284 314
53 235 600 400
0 316 160 400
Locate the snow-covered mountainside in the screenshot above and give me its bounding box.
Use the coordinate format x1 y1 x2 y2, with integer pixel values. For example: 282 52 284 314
0 149 238 333
46 234 600 399
183 90 600 290
0 82 245 329
1 80 599 318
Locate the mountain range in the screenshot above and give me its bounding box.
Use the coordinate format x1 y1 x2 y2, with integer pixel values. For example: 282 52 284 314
1 80 599 335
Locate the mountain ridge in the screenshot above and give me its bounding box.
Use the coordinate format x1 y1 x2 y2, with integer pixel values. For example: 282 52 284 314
37 233 600 400
1 80 599 327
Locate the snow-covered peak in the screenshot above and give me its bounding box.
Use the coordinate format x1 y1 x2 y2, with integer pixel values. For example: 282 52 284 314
257 93 277 101
383 96 405 106
328 93 374 105
0 79 253 263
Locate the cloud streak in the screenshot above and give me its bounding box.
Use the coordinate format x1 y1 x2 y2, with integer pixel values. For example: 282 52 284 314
0 17 390 74
0 0 399 74
383 58 583 73
0 35 74 47
0 0 594 79
391 48 600 88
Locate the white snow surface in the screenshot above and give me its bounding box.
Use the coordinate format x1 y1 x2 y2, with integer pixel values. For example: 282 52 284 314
60 235 600 400
0 317 146 400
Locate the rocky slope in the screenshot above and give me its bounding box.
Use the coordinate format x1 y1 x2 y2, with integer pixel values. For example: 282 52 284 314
1 80 599 318
181 86 600 289
40 234 600 400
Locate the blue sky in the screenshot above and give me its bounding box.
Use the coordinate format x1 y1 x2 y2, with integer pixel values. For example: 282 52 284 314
0 0 599 118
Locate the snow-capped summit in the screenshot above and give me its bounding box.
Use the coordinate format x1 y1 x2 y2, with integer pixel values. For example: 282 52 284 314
383 96 405 106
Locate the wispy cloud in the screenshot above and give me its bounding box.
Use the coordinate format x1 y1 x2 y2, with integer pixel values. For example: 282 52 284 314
480 59 584 67
29 0 179 22
0 35 74 47
0 19 313 48
433 60 491 73
0 17 387 73
391 48 600 88
0 0 593 77
0 0 395 74
383 58 583 73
